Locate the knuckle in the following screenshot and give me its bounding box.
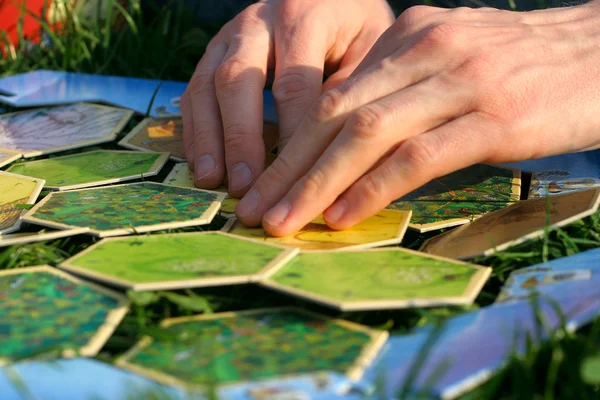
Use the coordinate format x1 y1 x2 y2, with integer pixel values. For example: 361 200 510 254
272 71 314 108
276 1 303 25
418 23 463 50
349 104 388 140
396 5 434 31
300 168 326 195
214 58 249 91
309 88 346 123
234 4 264 29
187 66 215 96
264 156 294 184
360 173 387 201
458 53 494 80
223 124 252 150
401 137 439 169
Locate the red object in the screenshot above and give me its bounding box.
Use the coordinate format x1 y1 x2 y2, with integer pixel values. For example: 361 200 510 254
0 0 50 47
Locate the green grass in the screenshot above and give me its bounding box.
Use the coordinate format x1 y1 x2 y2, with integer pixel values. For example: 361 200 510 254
2 1 600 399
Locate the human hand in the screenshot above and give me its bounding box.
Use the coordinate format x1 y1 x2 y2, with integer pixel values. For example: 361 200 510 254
180 0 395 197
235 1 600 236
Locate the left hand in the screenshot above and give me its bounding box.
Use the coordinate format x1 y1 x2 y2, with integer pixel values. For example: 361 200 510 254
235 2 600 236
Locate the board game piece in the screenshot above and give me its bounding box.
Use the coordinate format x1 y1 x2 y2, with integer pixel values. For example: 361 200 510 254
0 70 279 120
386 164 521 232
119 118 186 161
117 308 387 386
121 118 280 163
164 153 278 216
495 248 600 303
529 173 600 198
163 163 245 214
224 209 411 251
0 228 90 248
60 232 297 291
0 103 133 158
0 358 190 400
421 188 600 260
0 265 128 365
496 269 593 303
0 148 21 168
22 182 225 237
0 170 45 235
7 150 169 191
260 248 491 311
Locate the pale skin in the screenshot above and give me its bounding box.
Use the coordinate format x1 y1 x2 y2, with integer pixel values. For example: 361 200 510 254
183 0 600 236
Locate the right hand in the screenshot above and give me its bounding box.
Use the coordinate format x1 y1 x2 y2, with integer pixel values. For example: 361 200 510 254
181 0 395 197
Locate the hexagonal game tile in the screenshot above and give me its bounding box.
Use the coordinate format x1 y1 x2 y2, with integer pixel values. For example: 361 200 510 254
0 148 21 168
7 150 170 191
261 249 491 311
387 164 521 232
163 163 239 215
0 266 128 365
0 103 133 157
60 232 298 290
421 188 600 260
23 182 225 237
0 170 45 234
119 118 186 161
224 209 412 251
117 308 387 386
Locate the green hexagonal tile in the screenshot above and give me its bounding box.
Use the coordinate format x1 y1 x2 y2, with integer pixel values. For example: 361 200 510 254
117 308 387 386
261 248 491 311
22 182 225 237
60 232 297 290
0 266 128 365
7 150 169 190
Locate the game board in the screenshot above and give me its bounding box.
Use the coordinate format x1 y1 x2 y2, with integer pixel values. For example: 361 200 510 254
117 308 387 386
60 232 297 291
0 170 45 235
224 209 411 251
421 188 600 259
22 182 225 237
0 228 90 248
0 148 20 168
0 103 133 157
386 164 521 232
260 248 491 311
0 266 128 365
7 150 169 190
0 70 279 121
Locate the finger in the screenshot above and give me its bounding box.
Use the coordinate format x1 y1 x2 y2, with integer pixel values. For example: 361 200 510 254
186 41 229 188
180 91 194 168
244 75 473 235
271 17 328 150
216 6 274 198
323 112 499 229
234 44 455 227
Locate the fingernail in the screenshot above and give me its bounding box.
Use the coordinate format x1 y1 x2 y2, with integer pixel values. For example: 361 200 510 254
195 154 217 180
324 199 347 224
237 189 260 218
263 199 291 227
230 162 253 192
